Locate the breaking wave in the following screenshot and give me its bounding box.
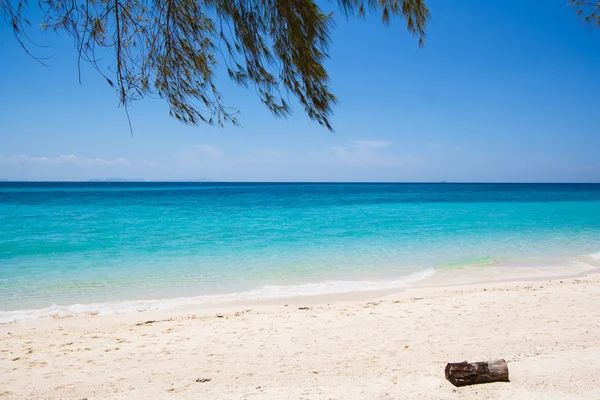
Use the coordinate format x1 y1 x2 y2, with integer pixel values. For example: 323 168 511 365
0 268 435 324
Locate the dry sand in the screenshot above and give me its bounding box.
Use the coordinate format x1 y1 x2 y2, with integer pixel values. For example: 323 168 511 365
2 273 600 399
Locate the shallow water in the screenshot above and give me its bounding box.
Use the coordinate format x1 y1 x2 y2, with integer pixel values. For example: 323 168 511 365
1 182 600 322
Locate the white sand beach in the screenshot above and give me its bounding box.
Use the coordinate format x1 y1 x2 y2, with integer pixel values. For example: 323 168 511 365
2 272 600 399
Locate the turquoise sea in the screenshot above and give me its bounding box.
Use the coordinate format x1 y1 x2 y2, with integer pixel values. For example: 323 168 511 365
1 182 600 323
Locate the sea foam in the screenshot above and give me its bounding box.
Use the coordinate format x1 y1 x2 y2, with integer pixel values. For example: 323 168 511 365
0 268 435 324
588 252 600 261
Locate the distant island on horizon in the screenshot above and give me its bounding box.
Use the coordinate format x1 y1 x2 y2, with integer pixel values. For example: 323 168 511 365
88 178 147 182
88 178 219 183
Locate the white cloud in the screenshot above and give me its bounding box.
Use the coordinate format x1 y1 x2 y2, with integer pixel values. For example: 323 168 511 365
0 154 131 166
237 147 285 163
192 144 224 159
0 155 48 164
316 140 419 167
176 145 224 168
176 144 285 169
58 154 78 163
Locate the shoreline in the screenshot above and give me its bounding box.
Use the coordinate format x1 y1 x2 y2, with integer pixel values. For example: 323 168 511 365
2 258 599 325
3 265 600 328
2 272 600 398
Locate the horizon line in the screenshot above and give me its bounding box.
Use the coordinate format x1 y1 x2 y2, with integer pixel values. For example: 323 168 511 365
1 180 599 184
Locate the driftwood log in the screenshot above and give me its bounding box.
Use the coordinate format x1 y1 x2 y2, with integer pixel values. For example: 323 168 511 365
445 359 509 387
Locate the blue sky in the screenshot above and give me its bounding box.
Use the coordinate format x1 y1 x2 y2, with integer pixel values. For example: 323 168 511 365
1 0 599 182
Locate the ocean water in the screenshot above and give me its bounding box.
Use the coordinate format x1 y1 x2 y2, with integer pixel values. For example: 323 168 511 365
1 182 600 322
